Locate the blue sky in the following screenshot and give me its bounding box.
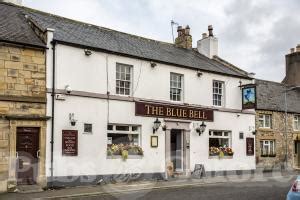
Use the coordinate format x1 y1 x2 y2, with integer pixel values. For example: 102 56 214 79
23 0 300 82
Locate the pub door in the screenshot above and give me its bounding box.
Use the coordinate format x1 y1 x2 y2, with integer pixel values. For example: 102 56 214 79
171 129 183 172
16 127 40 185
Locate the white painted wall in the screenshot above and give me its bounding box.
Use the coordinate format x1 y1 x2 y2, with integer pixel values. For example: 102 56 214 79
54 44 250 109
46 44 255 179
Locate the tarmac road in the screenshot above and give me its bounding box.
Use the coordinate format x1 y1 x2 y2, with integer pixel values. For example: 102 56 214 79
53 178 293 200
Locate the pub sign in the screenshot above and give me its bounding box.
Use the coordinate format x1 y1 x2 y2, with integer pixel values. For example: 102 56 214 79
242 85 256 109
135 101 214 121
62 130 78 156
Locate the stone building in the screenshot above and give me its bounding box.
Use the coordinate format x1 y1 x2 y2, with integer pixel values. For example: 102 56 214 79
255 46 300 171
0 2 47 192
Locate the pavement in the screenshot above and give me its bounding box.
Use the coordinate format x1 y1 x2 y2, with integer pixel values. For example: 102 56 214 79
0 170 297 200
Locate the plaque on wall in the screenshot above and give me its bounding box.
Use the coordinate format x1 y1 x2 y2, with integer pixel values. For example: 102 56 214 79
246 137 254 156
62 130 78 156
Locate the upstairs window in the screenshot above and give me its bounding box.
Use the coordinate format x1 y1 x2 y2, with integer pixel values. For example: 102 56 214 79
170 73 183 101
294 115 300 131
258 114 272 128
116 63 132 96
213 81 224 106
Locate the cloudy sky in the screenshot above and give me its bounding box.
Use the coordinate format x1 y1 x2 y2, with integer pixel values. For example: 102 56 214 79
23 0 300 82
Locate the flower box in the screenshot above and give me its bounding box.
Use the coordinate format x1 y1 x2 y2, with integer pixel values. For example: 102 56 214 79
107 144 144 160
209 147 234 158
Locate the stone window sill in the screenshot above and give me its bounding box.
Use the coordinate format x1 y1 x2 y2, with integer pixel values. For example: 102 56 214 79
208 156 233 159
260 154 276 157
258 128 273 132
106 155 143 159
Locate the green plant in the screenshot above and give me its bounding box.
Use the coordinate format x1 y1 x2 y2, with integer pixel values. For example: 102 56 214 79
121 150 128 160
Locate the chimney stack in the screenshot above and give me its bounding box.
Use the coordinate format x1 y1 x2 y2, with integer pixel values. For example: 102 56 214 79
283 44 300 86
174 25 192 49
0 0 22 5
197 25 218 58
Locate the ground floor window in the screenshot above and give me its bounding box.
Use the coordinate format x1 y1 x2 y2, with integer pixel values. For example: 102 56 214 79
107 124 143 159
209 130 234 156
260 140 276 157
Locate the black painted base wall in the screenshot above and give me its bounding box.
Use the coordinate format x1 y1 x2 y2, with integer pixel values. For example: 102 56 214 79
47 172 166 187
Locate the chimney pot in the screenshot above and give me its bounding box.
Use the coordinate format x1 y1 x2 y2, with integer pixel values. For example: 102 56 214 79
291 48 295 53
197 25 218 58
208 25 213 37
296 44 300 52
174 25 192 49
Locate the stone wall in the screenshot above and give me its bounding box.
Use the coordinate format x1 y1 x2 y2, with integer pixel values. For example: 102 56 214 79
0 45 45 98
255 110 299 170
0 43 46 192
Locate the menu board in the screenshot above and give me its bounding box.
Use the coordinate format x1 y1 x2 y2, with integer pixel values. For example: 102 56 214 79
62 130 78 156
246 137 254 156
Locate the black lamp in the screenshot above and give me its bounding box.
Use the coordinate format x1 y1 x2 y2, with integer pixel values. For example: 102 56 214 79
153 118 161 134
196 121 207 136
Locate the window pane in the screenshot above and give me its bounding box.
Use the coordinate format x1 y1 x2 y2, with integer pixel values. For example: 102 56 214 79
107 125 113 130
84 123 92 133
116 125 130 131
170 73 183 101
265 115 270 127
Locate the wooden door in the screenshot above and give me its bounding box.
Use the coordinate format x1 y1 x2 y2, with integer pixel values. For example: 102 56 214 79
16 127 39 185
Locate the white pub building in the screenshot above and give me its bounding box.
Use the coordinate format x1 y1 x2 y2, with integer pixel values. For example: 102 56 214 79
24 9 256 186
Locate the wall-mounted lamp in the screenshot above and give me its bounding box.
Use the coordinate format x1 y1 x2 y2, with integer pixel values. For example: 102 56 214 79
65 85 72 94
196 121 206 136
153 118 161 134
69 113 77 126
162 124 167 131
150 61 157 68
84 49 92 56
197 70 203 77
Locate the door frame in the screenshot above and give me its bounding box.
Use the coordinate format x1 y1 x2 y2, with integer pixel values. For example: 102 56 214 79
165 119 191 178
16 127 40 185
8 120 47 188
171 129 184 172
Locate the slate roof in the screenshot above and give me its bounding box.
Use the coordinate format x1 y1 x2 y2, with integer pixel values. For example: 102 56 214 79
0 2 250 78
0 3 45 48
256 79 300 113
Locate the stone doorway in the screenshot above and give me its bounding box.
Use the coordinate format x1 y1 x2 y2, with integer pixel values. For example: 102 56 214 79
16 127 40 185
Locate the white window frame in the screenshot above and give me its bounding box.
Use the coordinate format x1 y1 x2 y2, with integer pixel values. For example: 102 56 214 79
209 130 232 148
212 80 224 107
116 63 132 96
258 114 272 129
294 115 300 131
107 124 141 146
260 140 275 156
170 72 184 102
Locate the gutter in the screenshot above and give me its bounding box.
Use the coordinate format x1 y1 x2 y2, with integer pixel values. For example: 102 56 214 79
50 40 56 188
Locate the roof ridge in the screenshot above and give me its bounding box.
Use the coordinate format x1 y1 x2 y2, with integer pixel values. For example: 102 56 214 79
213 56 249 75
255 78 284 85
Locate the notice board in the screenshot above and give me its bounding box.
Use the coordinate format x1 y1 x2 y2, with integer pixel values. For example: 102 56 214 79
62 130 78 156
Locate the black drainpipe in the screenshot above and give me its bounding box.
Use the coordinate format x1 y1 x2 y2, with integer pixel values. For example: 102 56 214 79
50 40 56 188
